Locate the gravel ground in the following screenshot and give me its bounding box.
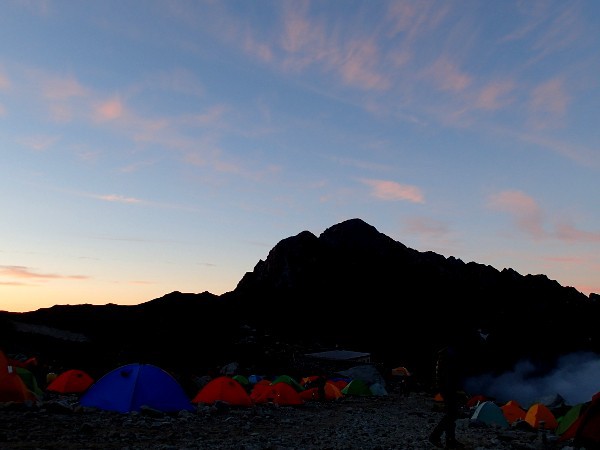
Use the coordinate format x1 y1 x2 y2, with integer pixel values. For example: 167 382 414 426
0 391 575 450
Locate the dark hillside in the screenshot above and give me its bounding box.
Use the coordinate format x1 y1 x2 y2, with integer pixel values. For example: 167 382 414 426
1 218 599 386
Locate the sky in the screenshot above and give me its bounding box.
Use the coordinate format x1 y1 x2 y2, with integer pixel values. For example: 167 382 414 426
1 1 599 313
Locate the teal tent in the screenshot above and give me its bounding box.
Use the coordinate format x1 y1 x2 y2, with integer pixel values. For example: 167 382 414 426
471 401 509 428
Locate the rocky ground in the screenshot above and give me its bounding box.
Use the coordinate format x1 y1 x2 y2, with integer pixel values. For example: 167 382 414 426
0 389 578 450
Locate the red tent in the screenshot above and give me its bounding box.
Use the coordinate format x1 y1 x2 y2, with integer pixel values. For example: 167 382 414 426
251 381 303 406
192 376 252 407
47 369 94 394
501 400 527 424
0 351 36 403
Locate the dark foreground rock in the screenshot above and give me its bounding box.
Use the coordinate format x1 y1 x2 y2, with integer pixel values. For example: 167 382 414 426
0 392 574 450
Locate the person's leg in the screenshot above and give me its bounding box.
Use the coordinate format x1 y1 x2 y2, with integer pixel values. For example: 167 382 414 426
429 414 450 448
443 396 458 441
443 395 464 448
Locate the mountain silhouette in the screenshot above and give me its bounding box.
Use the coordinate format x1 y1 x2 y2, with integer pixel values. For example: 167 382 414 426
1 218 599 384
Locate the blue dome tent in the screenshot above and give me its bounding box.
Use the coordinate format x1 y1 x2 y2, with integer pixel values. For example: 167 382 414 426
80 363 194 413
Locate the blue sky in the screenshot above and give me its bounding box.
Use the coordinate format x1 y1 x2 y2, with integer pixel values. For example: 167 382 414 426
1 1 599 312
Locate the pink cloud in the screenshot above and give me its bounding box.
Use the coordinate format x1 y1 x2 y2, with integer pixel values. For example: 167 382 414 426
425 57 472 92
95 194 142 204
188 105 228 126
281 1 314 54
243 34 274 63
278 3 389 90
476 80 515 110
17 135 60 152
338 39 390 90
0 71 10 89
42 76 87 100
94 97 125 121
0 265 87 281
555 223 600 243
528 78 569 129
404 216 448 237
361 179 424 203
487 190 545 238
386 1 451 43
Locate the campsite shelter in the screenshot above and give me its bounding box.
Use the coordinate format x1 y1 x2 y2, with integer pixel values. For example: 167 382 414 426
0 350 37 403
251 382 304 406
329 378 349 390
79 363 194 413
271 374 305 392
471 401 509 429
341 379 372 396
391 366 411 377
556 401 589 436
524 402 558 431
501 400 527 424
14 366 43 399
559 391 600 448
232 374 249 387
300 381 343 401
369 382 388 396
247 374 263 384
47 369 94 394
466 394 488 408
192 376 252 407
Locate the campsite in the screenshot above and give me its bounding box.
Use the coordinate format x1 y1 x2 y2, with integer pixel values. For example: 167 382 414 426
2 219 600 448
2 348 600 449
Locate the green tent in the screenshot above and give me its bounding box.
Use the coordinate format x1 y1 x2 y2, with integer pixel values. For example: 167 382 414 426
556 402 588 435
15 367 43 399
341 379 372 396
271 374 304 392
232 374 249 386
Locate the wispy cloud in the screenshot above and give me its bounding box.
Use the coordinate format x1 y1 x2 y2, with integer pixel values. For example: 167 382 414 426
487 190 546 238
555 223 600 243
41 75 87 100
16 134 60 152
386 1 451 44
488 190 600 244
404 216 449 237
94 194 142 204
0 70 10 89
361 178 424 203
528 77 569 130
424 56 472 92
0 265 87 281
476 80 515 111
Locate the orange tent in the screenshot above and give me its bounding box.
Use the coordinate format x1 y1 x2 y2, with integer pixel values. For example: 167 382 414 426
501 400 527 424
525 402 558 430
391 366 411 377
330 379 348 390
47 369 94 394
192 376 252 407
300 375 320 387
251 382 303 406
300 381 343 401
